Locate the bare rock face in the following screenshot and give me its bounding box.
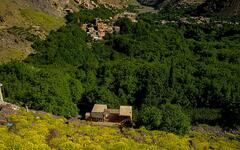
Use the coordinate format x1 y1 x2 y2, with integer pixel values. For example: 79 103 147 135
27 0 70 16
138 0 164 6
198 0 240 16
137 0 184 9
73 0 98 9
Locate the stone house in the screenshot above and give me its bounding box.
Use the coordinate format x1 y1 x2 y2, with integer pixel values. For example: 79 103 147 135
86 104 132 123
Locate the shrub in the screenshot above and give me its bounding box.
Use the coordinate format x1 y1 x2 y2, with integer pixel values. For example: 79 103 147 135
187 108 221 125
160 104 190 134
138 105 162 130
115 18 135 34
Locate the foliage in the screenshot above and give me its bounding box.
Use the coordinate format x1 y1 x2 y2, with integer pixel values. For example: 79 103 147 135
115 18 135 34
21 9 65 32
138 105 162 130
28 24 89 65
0 110 238 150
0 7 240 131
160 104 190 134
221 102 240 129
0 63 81 117
66 7 116 24
186 108 222 125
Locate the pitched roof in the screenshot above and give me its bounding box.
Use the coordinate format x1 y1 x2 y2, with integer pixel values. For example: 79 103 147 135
119 106 132 118
91 104 107 113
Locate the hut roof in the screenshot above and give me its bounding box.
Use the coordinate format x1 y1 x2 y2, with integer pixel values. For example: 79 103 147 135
119 106 132 118
92 104 107 113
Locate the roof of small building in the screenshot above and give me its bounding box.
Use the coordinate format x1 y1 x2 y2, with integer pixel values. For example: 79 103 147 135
119 106 132 118
91 104 107 113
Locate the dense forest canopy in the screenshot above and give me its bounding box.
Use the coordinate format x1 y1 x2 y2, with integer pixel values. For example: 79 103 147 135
0 6 239 133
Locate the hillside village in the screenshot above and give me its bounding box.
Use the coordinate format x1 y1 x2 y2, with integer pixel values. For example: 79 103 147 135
1 0 238 63
81 12 137 41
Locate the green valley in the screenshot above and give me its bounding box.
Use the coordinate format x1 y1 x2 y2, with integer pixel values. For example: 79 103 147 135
0 0 239 149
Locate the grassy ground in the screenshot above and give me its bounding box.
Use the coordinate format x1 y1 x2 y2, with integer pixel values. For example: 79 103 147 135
21 9 65 32
0 109 239 150
0 48 30 64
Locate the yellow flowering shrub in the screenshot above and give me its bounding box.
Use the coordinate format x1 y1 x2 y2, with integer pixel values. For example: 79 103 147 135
0 110 238 150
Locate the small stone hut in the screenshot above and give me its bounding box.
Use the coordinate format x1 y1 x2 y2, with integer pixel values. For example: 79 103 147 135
87 104 132 123
119 106 132 121
90 104 107 121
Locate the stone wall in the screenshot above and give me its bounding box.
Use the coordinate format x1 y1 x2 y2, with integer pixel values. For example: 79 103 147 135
0 84 4 104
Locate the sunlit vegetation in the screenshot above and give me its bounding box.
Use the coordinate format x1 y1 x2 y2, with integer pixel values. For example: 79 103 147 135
66 7 117 24
21 9 65 32
0 48 29 64
0 110 238 149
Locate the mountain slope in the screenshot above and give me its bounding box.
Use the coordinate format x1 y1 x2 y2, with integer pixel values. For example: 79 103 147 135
0 0 67 64
198 0 240 16
137 0 204 8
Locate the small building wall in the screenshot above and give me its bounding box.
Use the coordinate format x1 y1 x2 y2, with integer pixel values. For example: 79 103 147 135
119 106 132 121
85 112 91 121
104 113 120 122
0 84 4 104
91 112 104 119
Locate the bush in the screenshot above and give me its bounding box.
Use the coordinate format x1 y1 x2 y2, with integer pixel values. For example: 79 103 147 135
160 104 190 134
29 24 89 65
66 7 115 24
187 108 221 125
0 62 80 117
138 105 162 130
115 18 135 34
221 103 240 129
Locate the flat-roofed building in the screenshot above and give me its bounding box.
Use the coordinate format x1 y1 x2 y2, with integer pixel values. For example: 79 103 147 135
91 104 107 121
86 104 132 124
120 106 132 121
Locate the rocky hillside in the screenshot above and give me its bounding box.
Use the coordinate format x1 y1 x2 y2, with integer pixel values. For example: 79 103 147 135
0 0 69 64
137 0 204 8
138 0 162 6
197 0 240 16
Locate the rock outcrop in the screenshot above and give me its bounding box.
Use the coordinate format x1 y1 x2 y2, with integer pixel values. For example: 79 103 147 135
197 0 240 16
27 0 70 16
137 0 199 9
138 0 164 6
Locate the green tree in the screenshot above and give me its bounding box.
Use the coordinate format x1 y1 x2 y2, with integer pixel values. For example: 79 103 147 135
138 105 162 130
160 104 190 134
